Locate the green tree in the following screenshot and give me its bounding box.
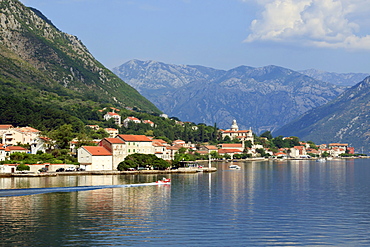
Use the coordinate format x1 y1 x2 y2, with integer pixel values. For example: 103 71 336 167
117 153 169 171
16 164 30 171
260 131 273 140
49 124 75 149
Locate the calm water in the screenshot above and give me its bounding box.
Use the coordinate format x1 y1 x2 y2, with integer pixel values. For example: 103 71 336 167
1 159 370 246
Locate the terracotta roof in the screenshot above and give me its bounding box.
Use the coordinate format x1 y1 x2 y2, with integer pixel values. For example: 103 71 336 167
5 146 28 151
329 143 348 146
117 134 152 142
218 149 243 154
173 140 185 143
275 152 287 156
83 146 112 156
127 117 140 121
205 145 218 150
0 124 13 130
293 146 305 150
104 128 118 131
152 139 168 144
220 144 243 148
103 138 125 144
107 112 120 116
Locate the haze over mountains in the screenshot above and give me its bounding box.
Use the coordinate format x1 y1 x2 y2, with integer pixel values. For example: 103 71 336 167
113 60 346 132
299 69 369 87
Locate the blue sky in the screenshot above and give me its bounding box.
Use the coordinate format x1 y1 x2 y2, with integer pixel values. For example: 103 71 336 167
22 0 370 73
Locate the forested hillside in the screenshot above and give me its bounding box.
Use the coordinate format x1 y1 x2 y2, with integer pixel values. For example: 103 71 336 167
0 0 160 131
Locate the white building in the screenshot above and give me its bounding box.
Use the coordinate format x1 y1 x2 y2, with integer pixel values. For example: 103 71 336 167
123 117 141 128
78 146 113 171
220 120 254 143
99 138 127 170
117 134 154 155
2 127 40 145
104 112 122 126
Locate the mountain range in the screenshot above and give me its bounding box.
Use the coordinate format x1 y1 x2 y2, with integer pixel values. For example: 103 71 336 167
299 69 369 87
113 60 345 133
275 76 370 154
0 0 159 130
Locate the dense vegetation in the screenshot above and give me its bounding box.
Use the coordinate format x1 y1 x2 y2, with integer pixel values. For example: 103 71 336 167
0 0 160 134
117 153 170 171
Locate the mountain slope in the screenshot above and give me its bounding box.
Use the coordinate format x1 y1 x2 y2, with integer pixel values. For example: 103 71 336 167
275 76 370 154
113 60 344 132
300 69 369 87
0 0 159 129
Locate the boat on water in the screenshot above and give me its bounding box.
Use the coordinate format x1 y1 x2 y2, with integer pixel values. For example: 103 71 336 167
229 164 241 170
156 178 171 184
316 158 326 162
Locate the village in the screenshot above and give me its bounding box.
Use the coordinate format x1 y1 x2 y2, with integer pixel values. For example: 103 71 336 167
0 112 357 174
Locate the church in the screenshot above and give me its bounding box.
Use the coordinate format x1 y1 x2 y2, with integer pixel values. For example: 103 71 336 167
220 120 254 143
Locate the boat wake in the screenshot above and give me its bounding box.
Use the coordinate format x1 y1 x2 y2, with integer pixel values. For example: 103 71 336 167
0 181 170 197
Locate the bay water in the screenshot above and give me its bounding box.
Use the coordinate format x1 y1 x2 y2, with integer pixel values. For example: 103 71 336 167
1 159 370 246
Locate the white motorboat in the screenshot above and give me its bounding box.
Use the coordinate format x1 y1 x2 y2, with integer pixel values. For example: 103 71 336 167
229 164 241 169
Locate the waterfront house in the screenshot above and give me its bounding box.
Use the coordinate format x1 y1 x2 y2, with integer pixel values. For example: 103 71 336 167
78 146 112 171
290 146 307 158
117 134 154 156
218 149 243 159
219 143 244 152
99 138 127 170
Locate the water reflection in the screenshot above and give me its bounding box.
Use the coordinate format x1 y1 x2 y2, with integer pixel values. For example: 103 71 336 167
2 159 370 246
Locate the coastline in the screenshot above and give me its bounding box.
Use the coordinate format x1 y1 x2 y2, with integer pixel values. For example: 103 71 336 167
0 167 217 178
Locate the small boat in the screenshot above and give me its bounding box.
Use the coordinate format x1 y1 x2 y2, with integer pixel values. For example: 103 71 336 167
156 178 171 184
316 158 326 162
229 164 241 170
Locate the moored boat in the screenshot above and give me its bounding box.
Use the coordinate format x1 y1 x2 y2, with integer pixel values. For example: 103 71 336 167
229 164 241 169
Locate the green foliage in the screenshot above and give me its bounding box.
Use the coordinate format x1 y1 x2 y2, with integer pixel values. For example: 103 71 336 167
260 131 273 140
48 124 75 149
117 153 170 171
16 164 30 171
5 151 75 165
321 151 330 158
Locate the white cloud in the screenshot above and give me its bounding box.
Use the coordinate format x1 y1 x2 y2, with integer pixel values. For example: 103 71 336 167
244 0 370 50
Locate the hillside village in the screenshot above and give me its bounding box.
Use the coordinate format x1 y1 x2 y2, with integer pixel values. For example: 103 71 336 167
0 114 357 174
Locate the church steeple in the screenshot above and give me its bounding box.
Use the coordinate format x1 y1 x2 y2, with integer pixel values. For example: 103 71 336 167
231 119 239 131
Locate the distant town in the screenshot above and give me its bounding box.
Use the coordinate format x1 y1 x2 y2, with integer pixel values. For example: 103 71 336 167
0 111 362 174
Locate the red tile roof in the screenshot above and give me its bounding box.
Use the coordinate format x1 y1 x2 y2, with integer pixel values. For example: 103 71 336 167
0 124 13 130
218 149 243 154
83 146 112 156
205 145 218 150
104 138 125 144
107 112 120 116
117 134 152 142
220 144 243 148
5 146 28 151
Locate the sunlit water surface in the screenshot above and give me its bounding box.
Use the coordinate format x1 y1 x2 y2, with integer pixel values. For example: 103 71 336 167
1 159 370 246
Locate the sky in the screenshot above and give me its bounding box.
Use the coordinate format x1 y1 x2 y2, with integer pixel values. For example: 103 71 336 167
21 0 370 73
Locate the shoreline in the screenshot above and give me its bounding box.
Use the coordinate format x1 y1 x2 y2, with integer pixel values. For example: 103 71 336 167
0 167 217 178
